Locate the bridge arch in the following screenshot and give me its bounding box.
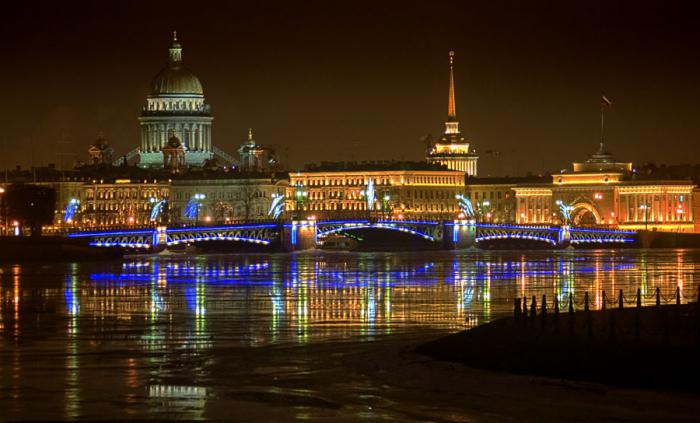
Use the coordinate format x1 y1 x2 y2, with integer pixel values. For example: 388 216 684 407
570 202 602 225
316 223 437 242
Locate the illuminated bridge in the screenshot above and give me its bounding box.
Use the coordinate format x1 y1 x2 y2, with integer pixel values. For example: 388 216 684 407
67 223 280 249
67 220 637 250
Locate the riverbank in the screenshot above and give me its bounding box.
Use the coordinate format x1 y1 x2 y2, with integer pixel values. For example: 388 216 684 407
0 236 123 262
418 303 700 391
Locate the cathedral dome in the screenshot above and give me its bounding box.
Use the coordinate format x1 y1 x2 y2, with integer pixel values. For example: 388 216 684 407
149 32 204 96
150 66 203 96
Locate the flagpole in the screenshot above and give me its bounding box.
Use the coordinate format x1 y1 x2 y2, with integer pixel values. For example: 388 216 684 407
600 95 605 152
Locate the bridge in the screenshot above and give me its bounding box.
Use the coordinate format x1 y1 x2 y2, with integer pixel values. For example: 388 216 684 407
67 219 637 251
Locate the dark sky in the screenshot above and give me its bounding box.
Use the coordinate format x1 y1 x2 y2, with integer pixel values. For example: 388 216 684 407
2 1 699 176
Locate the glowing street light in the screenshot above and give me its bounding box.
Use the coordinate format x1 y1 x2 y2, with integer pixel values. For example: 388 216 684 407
639 204 651 230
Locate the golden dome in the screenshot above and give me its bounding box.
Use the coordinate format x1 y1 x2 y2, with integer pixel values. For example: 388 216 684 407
149 32 204 96
150 66 203 96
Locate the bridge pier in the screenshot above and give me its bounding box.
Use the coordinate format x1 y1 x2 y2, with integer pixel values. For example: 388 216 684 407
558 225 571 248
282 220 318 252
443 220 476 249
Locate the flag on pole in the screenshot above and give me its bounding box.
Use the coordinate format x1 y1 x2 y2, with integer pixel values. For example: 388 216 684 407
602 95 612 106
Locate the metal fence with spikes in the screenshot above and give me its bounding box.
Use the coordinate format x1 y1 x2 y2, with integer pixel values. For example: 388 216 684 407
513 286 700 344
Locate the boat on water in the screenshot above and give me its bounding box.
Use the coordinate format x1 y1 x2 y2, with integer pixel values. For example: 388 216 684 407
320 235 358 251
125 244 198 258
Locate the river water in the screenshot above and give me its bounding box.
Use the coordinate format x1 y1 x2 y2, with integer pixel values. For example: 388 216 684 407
1 249 699 421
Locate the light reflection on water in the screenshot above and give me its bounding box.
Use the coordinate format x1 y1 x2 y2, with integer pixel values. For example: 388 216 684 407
0 249 699 420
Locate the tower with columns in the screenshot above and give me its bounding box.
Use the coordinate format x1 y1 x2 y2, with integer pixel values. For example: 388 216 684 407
138 32 214 168
426 51 478 176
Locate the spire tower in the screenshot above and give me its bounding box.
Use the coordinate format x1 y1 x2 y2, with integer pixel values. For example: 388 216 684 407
444 51 460 136
426 50 478 176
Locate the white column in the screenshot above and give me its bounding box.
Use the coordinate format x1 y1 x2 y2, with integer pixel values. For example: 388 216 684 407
193 124 198 151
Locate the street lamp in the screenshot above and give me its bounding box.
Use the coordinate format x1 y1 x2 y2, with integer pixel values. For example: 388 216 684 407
639 204 650 231
381 193 392 218
294 182 307 213
481 200 491 222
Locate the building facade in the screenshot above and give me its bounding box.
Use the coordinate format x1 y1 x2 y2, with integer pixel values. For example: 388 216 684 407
169 177 288 224
286 162 465 219
513 148 695 231
81 179 170 227
7 172 289 231
426 52 478 175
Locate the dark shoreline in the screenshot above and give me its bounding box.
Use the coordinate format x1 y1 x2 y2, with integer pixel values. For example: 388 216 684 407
417 303 700 392
0 236 123 262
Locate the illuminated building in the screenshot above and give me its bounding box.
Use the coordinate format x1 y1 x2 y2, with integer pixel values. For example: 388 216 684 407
463 178 539 223
169 177 288 223
238 128 277 172
87 134 114 166
81 179 170 226
286 162 465 219
137 32 233 168
426 51 478 175
512 145 695 231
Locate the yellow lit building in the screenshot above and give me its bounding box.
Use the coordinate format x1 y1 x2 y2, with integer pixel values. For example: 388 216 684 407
82 179 171 227
286 162 465 219
513 148 695 231
426 51 478 175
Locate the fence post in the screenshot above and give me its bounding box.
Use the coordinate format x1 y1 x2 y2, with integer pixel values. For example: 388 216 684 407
637 288 642 308
568 293 575 336
514 298 521 321
541 294 547 328
584 292 589 312
618 289 623 309
553 295 559 333
655 287 661 307
601 290 607 312
530 296 537 328
522 297 528 323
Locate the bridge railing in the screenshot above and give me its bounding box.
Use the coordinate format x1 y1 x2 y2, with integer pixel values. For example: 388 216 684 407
287 210 458 222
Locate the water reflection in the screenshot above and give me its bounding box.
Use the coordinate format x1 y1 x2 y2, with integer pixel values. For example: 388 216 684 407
1 249 700 419
7 250 697 343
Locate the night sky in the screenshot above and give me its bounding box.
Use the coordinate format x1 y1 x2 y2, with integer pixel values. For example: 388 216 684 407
2 1 699 176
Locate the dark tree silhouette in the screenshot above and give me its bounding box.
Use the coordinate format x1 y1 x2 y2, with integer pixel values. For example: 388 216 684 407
5 184 56 236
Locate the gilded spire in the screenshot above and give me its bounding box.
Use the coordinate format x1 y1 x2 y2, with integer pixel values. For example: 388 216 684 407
448 51 456 119
444 51 460 136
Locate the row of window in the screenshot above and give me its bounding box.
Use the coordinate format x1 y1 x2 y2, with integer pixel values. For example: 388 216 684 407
86 189 166 200
296 175 460 187
173 190 278 201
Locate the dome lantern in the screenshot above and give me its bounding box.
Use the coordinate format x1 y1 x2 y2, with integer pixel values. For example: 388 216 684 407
168 30 182 64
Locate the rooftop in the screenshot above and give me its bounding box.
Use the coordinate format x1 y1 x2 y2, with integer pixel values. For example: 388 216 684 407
302 161 453 172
